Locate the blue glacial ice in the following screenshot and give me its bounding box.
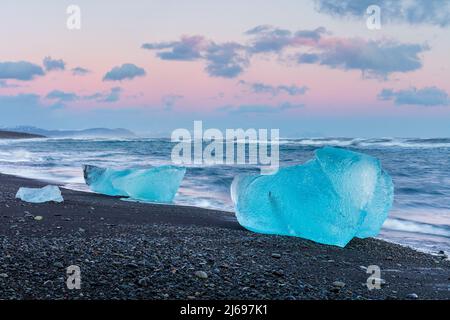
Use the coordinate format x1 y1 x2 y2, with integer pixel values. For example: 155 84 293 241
83 165 186 203
16 185 64 203
231 147 394 247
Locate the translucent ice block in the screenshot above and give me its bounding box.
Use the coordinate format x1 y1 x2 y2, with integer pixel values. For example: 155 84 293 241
231 147 394 247
83 165 186 203
16 185 64 203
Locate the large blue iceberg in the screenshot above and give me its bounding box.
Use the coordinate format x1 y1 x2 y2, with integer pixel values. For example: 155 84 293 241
83 165 186 203
231 147 394 247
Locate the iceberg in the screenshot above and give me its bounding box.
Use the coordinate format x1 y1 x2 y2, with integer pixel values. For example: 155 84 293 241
83 165 186 203
16 185 64 203
231 147 394 247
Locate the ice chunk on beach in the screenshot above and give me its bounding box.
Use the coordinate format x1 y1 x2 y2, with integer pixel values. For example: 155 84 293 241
83 165 186 203
16 185 64 203
231 147 394 247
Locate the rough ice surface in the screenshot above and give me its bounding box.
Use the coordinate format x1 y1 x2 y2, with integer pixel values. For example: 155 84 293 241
16 185 64 203
231 147 394 247
83 165 186 203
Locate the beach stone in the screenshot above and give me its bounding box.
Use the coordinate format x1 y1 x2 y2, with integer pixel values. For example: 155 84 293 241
406 293 418 299
137 277 149 287
272 270 284 277
43 280 53 286
332 281 346 288
330 287 341 293
271 253 282 259
194 271 208 279
126 263 139 269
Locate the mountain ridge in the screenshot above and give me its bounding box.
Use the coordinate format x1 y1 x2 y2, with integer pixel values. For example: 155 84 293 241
4 126 136 138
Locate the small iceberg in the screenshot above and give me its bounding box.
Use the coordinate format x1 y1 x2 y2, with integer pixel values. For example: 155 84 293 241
231 147 394 247
83 165 186 203
16 185 64 203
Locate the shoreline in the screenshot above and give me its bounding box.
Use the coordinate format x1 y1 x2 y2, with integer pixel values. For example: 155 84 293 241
0 173 449 299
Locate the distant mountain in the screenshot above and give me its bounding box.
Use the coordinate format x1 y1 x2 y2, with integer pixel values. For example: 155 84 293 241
6 126 136 138
0 130 45 139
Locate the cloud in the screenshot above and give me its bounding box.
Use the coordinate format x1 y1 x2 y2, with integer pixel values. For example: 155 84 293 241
297 53 321 64
46 87 122 104
99 87 122 102
0 80 20 88
143 37 248 78
0 61 45 81
43 56 66 71
142 27 324 78
162 94 183 111
103 64 146 81
142 25 427 79
316 39 427 78
71 67 90 76
204 43 248 78
315 0 450 27
248 26 428 77
143 36 207 61
46 90 79 102
219 102 304 114
246 25 326 54
239 80 308 96
378 87 450 106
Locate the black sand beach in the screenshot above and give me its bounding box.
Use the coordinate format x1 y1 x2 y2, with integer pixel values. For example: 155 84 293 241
0 173 449 300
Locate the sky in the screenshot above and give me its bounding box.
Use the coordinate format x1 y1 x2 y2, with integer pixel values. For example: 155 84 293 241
0 0 449 137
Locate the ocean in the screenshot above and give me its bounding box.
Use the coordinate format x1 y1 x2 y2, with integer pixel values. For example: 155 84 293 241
0 137 449 253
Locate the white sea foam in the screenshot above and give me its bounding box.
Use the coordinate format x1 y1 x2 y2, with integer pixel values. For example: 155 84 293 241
383 218 450 238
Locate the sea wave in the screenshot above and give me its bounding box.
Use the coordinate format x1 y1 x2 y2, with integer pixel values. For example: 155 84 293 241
279 137 450 149
383 218 450 238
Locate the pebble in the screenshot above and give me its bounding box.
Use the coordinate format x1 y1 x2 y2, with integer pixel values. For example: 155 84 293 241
332 281 346 288
406 293 419 300
330 287 341 293
194 271 208 279
272 270 284 277
271 253 282 259
34 216 43 221
43 280 53 286
0 273 8 278
126 263 139 269
137 277 149 287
